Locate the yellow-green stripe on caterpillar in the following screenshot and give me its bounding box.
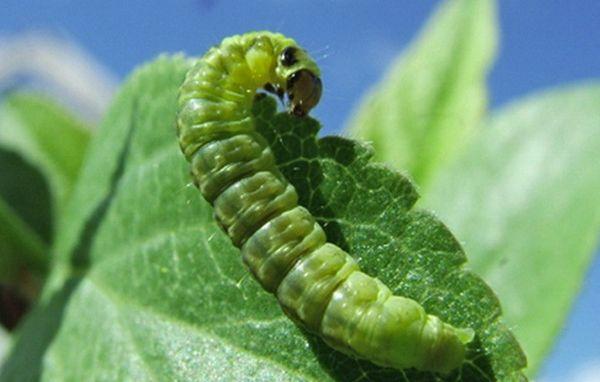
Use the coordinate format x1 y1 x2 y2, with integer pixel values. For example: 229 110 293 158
176 31 474 374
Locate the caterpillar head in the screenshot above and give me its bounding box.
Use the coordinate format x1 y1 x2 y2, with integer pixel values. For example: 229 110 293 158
275 45 322 117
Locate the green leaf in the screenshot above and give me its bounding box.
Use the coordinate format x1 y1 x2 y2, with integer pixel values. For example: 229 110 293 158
0 95 90 281
347 0 497 188
2 56 525 381
0 326 9 365
422 83 600 374
0 94 91 215
0 150 49 280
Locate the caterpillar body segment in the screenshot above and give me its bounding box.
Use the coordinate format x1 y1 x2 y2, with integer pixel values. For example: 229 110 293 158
176 31 473 374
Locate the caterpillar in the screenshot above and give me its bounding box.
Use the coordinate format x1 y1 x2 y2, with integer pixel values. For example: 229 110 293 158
176 31 474 374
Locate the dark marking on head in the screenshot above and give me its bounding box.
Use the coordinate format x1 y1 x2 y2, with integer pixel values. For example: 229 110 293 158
280 46 298 67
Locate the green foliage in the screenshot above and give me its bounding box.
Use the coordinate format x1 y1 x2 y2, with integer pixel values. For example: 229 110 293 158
348 0 496 188
0 95 90 215
0 94 90 282
1 1 598 380
0 327 8 361
348 0 600 375
423 84 600 373
2 56 525 381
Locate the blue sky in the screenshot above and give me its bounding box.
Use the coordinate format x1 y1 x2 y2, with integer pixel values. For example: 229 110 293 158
1 1 599 380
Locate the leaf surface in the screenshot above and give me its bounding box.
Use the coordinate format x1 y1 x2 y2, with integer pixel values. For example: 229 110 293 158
2 57 525 382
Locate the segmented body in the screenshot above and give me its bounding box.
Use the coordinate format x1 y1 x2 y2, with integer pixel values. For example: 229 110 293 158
176 31 473 374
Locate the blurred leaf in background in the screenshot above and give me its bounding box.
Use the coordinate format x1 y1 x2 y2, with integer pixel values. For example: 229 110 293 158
0 94 89 285
347 0 497 189
348 0 600 376
423 85 600 373
0 326 8 360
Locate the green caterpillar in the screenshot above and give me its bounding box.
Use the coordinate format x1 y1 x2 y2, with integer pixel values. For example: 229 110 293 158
176 31 473 374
